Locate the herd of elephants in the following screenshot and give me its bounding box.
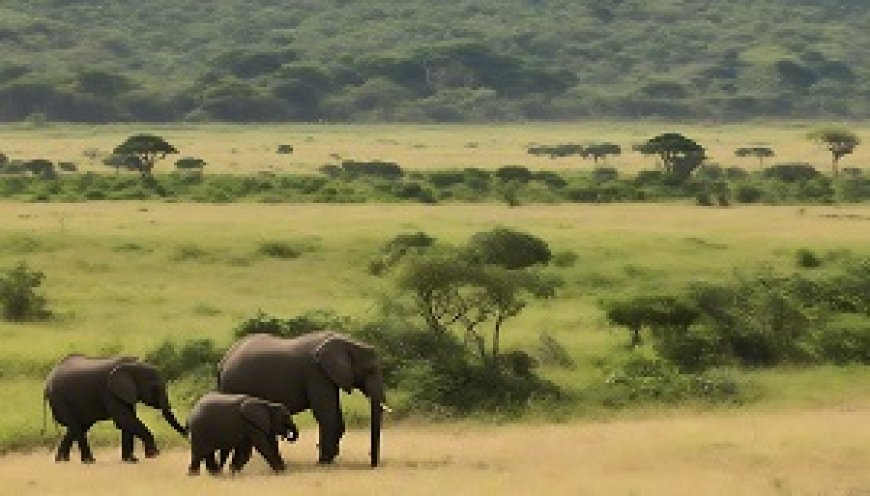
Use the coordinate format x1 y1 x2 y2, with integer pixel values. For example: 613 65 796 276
43 331 387 474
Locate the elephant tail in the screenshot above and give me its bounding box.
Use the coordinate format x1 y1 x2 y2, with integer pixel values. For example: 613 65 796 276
40 392 47 436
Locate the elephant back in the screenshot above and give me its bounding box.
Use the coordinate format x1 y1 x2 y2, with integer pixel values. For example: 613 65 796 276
218 332 332 411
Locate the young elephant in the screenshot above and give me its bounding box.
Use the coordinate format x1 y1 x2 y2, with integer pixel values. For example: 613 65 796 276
187 392 299 475
44 355 187 463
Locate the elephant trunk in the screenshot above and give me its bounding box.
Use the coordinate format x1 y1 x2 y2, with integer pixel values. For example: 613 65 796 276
370 399 382 468
159 392 187 436
364 372 385 468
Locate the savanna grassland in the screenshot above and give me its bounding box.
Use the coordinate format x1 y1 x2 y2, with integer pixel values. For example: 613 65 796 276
1 405 869 495
1 123 869 494
1 122 869 175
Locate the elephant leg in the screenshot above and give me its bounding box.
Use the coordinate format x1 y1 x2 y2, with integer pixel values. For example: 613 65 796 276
217 448 232 470
249 431 285 473
108 402 157 461
49 396 94 463
188 453 202 475
311 389 344 464
75 422 96 463
204 452 221 475
55 430 75 462
121 430 138 463
229 442 253 474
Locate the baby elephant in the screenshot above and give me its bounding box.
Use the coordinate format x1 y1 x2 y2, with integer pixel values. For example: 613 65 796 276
187 392 298 475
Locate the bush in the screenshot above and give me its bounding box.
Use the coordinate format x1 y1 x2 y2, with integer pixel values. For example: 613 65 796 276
276 144 294 154
466 227 552 269
340 159 403 180
815 313 870 364
145 338 223 381
599 350 742 406
257 241 302 259
795 248 823 268
591 167 618 183
0 261 51 321
233 308 351 339
495 165 532 183
370 231 436 274
762 163 820 182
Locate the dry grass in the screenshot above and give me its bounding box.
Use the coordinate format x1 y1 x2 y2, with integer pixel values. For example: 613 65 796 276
1 122 868 175
1 404 868 496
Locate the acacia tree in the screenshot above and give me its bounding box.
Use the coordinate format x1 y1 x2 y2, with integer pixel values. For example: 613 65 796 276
734 146 775 167
808 128 861 176
397 248 557 366
583 143 622 164
112 134 178 176
635 133 706 181
605 295 697 348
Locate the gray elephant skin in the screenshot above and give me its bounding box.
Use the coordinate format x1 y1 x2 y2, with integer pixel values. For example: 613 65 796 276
187 392 299 475
218 331 386 467
44 355 187 463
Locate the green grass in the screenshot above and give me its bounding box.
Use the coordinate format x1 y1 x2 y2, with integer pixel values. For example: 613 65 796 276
1 201 869 451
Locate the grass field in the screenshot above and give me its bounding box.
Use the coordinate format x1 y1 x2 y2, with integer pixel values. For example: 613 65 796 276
1 404 868 496
1 201 869 451
1 122 868 175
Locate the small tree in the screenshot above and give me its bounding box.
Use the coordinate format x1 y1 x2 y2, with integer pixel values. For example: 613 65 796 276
466 227 551 270
734 146 775 167
0 261 50 321
605 295 697 347
175 157 207 173
635 133 706 181
808 128 861 176
583 143 622 164
112 134 179 176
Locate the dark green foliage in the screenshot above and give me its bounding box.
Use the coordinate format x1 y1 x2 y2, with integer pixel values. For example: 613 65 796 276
591 167 619 183
605 295 698 348
734 146 775 166
256 241 302 259
174 157 207 171
795 248 823 268
583 143 621 163
276 144 294 154
762 163 820 182
808 128 861 176
814 313 870 364
466 227 552 269
527 144 585 159
370 231 435 274
599 351 743 406
144 338 223 381
339 159 403 180
636 133 706 181
23 159 56 179
233 308 350 339
113 134 178 175
0 261 50 321
495 165 532 183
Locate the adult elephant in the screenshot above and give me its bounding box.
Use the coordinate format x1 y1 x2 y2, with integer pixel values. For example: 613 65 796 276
44 355 187 463
218 331 386 467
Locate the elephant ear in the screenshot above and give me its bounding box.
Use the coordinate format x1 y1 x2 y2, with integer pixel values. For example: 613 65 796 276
240 398 271 433
107 364 138 406
313 335 354 394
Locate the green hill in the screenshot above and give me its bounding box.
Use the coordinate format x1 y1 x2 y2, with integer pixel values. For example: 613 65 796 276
1 0 868 122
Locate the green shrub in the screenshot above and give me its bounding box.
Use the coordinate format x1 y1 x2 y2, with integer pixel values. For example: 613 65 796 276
466 227 551 269
795 248 823 268
762 163 820 182
815 313 870 364
257 241 302 259
233 308 351 339
145 338 223 381
0 261 51 321
495 165 532 183
534 333 575 369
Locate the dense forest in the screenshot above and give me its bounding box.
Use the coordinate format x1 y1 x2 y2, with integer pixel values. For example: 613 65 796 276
0 0 868 122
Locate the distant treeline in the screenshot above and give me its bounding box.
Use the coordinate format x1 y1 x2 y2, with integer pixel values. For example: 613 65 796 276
0 162 867 205
0 0 868 122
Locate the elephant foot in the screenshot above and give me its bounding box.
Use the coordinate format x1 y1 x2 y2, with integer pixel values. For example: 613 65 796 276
187 468 200 476
144 446 160 458
54 454 70 463
122 455 139 463
317 457 335 465
81 456 96 464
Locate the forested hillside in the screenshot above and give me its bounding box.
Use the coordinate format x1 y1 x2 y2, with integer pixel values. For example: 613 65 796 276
1 0 868 122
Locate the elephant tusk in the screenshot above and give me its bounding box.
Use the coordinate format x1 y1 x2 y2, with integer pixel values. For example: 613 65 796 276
380 403 393 413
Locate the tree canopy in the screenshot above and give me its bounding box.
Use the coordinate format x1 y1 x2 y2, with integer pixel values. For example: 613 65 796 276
636 133 706 181
808 128 862 176
112 134 179 176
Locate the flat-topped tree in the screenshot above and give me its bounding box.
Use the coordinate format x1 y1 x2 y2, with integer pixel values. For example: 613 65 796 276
636 132 705 181
112 134 178 176
734 146 775 167
808 128 861 176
